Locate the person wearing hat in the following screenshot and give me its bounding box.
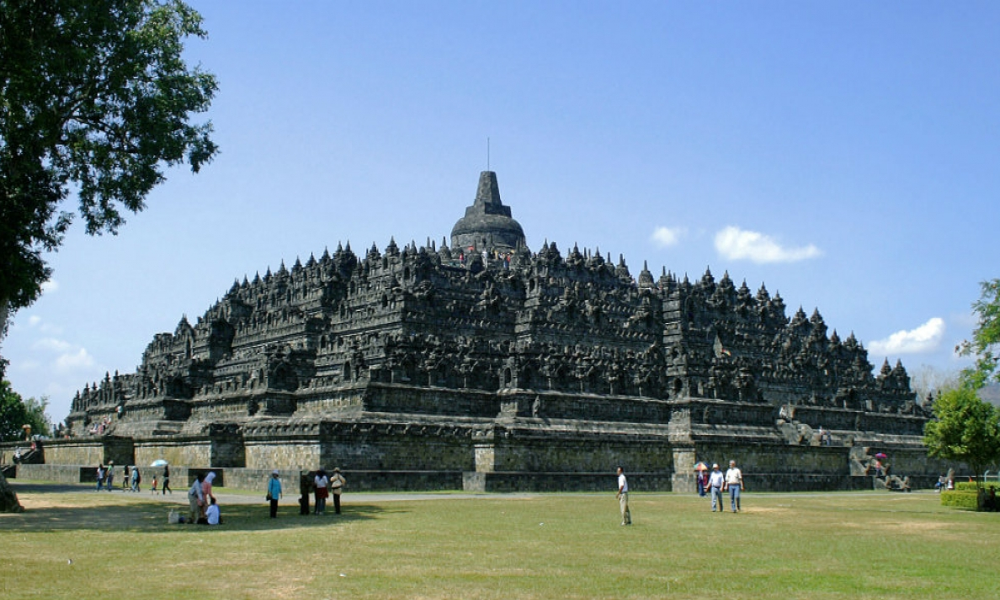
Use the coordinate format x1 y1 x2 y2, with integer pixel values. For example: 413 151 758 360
707 463 725 512
267 470 282 518
724 460 744 513
330 468 346 514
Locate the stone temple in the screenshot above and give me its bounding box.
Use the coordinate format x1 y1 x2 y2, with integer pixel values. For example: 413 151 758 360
41 172 944 491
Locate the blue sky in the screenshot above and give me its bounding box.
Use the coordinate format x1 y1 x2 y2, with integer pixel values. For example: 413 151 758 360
4 2 999 423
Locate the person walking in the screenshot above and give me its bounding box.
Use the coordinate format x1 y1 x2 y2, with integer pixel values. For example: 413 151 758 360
105 461 115 491
95 464 105 492
187 473 205 524
122 465 131 491
313 469 329 515
162 465 172 494
724 460 744 513
267 470 282 518
131 466 141 492
330 468 345 515
708 463 725 512
616 466 631 525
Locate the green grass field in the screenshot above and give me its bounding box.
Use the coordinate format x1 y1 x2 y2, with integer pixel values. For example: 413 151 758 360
1 485 997 599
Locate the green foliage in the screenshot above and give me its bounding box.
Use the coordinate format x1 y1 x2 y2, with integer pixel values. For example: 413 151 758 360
924 386 1000 487
959 278 1000 389
0 0 218 316
0 380 50 442
940 488 979 509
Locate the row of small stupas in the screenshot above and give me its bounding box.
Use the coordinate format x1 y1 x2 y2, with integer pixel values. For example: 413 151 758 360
59 172 935 491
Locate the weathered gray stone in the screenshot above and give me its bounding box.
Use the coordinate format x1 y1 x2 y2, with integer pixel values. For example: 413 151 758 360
45 171 946 491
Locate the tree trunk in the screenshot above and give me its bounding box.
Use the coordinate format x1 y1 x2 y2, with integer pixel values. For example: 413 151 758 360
0 470 24 513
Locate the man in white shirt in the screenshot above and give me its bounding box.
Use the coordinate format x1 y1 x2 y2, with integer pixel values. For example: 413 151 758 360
724 460 744 513
707 464 725 512
616 466 631 525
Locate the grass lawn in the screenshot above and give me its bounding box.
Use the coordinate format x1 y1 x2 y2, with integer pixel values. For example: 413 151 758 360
1 485 997 599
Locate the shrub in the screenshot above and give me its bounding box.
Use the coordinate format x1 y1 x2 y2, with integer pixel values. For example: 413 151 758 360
941 489 978 509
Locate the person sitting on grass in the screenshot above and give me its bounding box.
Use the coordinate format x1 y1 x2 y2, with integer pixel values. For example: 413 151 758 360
205 497 221 525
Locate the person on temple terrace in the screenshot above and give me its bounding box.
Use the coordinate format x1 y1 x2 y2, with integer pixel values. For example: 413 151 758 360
616 466 631 525
708 464 724 512
724 460 744 513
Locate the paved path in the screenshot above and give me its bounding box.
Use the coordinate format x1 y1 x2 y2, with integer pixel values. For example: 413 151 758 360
8 481 540 506
11 481 931 508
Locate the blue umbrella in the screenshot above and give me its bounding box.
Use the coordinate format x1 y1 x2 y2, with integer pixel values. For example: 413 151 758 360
150 459 168 467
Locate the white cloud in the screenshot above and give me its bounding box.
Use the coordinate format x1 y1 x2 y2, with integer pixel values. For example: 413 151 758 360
32 338 73 353
28 315 42 327
54 348 96 372
650 226 685 248
714 226 822 264
868 318 946 355
41 279 59 295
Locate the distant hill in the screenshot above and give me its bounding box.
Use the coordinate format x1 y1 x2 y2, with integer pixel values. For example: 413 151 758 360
981 384 1000 407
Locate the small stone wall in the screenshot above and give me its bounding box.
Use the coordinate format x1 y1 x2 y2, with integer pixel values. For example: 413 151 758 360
487 430 673 473
23 437 135 467
245 438 320 470
134 439 212 468
696 442 849 476
464 471 674 492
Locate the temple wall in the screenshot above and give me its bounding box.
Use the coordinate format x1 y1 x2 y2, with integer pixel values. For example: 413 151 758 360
695 442 849 477
37 441 105 466
362 384 499 418
688 399 777 427
245 438 320 470
485 428 674 473
26 438 134 467
134 439 212 468
790 405 927 436
528 391 671 424
320 428 475 471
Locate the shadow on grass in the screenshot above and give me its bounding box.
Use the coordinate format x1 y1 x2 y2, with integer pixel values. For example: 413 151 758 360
0 498 404 533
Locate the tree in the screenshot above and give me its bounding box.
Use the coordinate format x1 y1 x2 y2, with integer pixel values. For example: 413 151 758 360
0 379 50 442
0 0 218 360
923 386 1000 489
924 278 1000 491
958 279 1000 389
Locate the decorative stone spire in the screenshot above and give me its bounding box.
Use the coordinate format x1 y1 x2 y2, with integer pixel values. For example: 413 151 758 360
451 171 526 253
